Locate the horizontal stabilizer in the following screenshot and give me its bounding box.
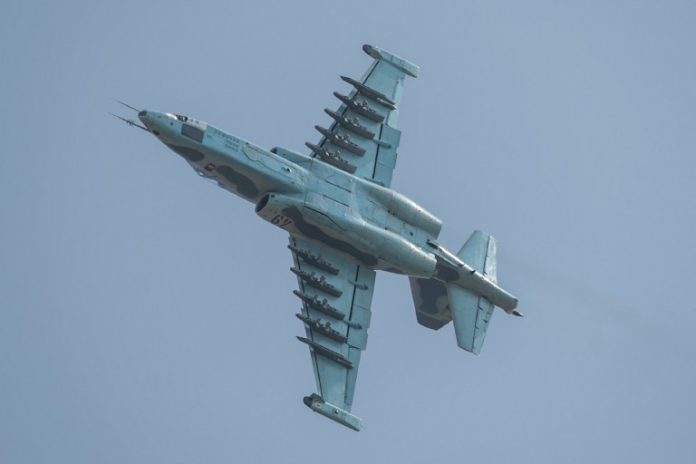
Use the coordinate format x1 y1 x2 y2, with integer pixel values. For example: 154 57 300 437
457 230 497 283
410 277 450 330
410 230 516 354
449 285 494 354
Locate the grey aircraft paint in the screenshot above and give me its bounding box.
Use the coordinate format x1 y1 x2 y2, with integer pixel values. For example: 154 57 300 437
119 44 520 431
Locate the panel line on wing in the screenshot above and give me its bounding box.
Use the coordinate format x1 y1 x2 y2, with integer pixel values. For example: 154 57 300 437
371 124 384 179
342 266 358 346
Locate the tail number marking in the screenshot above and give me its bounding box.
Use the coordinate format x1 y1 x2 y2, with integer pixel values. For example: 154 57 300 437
271 214 293 228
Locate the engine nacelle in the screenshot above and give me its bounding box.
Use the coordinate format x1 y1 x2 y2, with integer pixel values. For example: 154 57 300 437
368 187 442 238
365 222 437 277
255 192 436 278
255 193 304 229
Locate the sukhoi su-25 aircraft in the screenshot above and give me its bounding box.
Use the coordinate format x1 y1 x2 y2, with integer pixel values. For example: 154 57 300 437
113 44 521 431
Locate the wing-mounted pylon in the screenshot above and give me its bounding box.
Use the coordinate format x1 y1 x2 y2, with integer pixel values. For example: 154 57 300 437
288 236 376 431
308 44 419 187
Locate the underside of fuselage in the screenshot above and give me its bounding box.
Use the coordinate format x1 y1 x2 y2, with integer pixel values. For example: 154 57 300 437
140 111 443 278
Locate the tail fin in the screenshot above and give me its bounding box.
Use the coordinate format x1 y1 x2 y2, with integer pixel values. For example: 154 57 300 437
449 231 497 354
410 230 518 354
457 230 497 283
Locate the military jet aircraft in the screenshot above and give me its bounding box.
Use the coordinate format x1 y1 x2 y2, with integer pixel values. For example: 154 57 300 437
113 44 520 431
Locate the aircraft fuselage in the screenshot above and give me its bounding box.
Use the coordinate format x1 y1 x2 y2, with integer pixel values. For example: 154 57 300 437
139 110 517 310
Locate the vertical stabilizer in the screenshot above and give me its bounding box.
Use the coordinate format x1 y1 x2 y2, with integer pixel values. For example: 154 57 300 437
456 230 497 283
410 232 519 353
450 231 498 354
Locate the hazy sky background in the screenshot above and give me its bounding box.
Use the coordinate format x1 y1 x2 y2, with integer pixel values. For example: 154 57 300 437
2 1 695 462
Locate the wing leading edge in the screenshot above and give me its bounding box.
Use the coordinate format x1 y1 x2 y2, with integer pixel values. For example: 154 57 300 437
289 236 375 431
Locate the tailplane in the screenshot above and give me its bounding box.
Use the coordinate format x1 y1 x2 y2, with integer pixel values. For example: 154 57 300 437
449 230 498 354
409 230 520 354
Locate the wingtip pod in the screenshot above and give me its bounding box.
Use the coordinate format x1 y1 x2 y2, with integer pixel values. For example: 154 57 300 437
362 44 419 78
303 393 362 431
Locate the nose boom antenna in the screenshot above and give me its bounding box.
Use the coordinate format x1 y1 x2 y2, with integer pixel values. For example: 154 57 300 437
112 98 141 113
108 112 150 133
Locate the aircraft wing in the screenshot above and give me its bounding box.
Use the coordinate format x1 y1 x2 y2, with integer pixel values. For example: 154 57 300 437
307 44 419 187
288 235 376 431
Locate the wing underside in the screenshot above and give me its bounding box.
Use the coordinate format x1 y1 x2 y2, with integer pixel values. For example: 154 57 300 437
286 45 419 430
288 235 375 431
307 44 419 187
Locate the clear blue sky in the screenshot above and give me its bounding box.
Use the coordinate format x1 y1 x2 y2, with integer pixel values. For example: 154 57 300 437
2 1 695 462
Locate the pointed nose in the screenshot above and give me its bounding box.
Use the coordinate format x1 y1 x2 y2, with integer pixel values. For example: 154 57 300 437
138 110 151 127
138 110 153 130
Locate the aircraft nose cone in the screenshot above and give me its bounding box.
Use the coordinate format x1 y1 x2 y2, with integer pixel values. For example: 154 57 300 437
138 110 150 127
